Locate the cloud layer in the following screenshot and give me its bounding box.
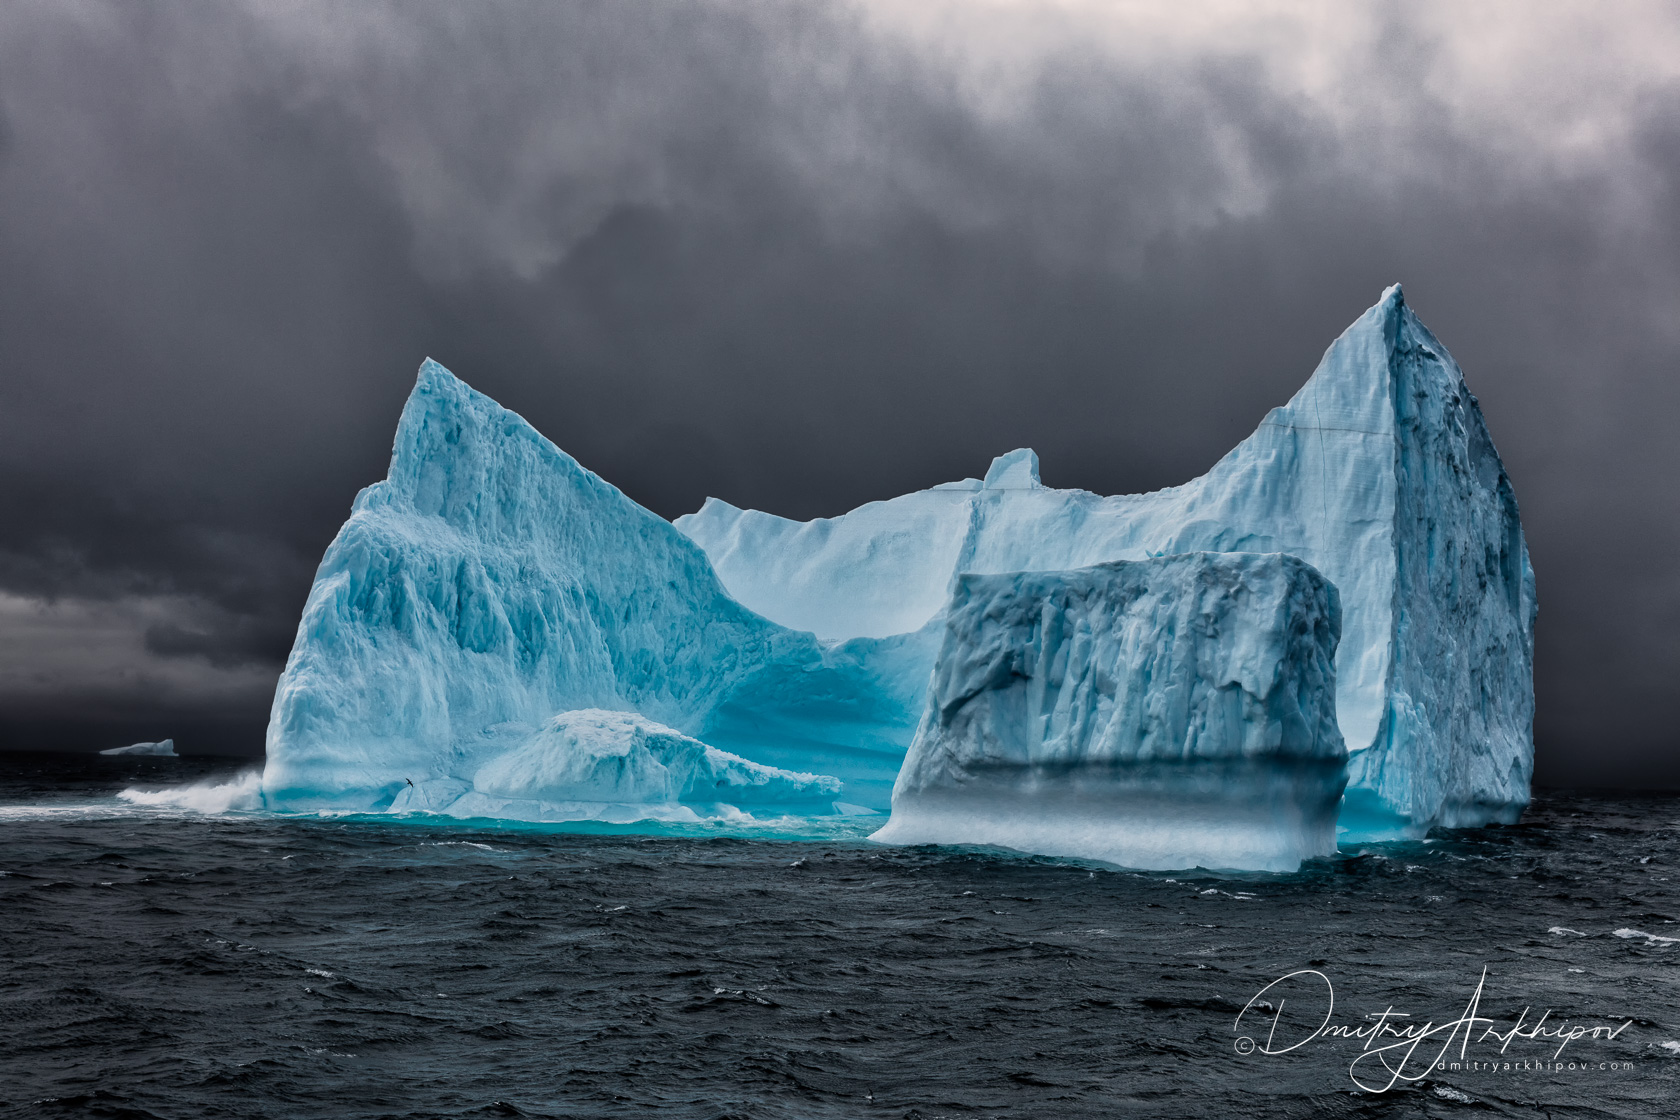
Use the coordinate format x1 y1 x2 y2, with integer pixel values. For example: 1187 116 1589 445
1 1 1676 784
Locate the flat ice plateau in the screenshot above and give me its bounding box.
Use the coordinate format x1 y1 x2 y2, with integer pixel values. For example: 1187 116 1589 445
262 284 1534 870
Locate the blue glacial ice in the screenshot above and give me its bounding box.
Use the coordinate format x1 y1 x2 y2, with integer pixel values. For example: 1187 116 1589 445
263 284 1533 861
869 553 1347 871
101 739 177 757
261 362 925 813
679 285 1535 840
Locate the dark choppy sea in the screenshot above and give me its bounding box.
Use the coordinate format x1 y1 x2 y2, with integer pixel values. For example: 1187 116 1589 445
1 752 1676 1119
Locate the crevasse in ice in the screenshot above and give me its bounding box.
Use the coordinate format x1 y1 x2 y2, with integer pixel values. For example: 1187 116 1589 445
869 553 1347 871
679 285 1535 838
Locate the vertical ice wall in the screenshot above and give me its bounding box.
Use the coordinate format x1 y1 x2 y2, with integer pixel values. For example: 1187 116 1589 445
872 553 1347 871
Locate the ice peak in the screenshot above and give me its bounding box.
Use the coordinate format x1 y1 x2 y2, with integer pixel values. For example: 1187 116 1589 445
413 357 469 397
983 448 1040 490
401 359 483 439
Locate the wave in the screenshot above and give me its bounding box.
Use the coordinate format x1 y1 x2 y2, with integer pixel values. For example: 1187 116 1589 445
117 770 264 814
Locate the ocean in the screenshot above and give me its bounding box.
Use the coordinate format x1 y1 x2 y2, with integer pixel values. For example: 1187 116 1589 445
1 752 1675 1119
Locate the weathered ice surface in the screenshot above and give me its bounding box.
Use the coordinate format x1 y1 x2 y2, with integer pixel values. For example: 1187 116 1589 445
386 710 841 823
100 739 177 757
681 286 1535 838
871 553 1347 871
261 362 921 812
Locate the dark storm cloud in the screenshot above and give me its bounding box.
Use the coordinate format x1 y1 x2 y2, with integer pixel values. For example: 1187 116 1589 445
0 1 1675 784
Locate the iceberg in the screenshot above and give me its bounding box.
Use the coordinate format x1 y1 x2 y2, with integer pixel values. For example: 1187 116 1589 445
263 283 1533 857
870 553 1347 871
100 739 177 757
388 710 841 822
680 285 1535 839
261 362 922 814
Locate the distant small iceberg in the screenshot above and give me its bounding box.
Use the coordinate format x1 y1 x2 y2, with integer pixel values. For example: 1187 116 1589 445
100 739 177 757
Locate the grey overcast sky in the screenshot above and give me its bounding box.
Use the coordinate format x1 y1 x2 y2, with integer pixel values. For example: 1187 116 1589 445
1 1 1676 786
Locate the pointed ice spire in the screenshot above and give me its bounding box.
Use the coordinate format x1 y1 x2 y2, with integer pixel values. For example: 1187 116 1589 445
983 448 1040 490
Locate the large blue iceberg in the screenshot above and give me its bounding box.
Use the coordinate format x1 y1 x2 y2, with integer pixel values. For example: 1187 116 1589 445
679 285 1535 839
262 284 1534 867
871 553 1346 871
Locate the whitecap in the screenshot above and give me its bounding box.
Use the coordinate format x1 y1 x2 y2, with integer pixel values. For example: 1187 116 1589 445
118 770 263 814
1613 928 1680 945
0 803 133 822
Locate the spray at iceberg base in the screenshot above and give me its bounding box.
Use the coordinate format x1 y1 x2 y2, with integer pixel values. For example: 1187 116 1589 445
260 284 1534 872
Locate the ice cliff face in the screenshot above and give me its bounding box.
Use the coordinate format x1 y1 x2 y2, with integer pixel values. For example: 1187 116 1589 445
261 362 922 811
680 286 1535 838
872 553 1346 871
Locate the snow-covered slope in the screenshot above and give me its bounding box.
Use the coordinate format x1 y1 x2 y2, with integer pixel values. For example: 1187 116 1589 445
871 553 1346 871
261 362 923 811
680 287 1535 837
